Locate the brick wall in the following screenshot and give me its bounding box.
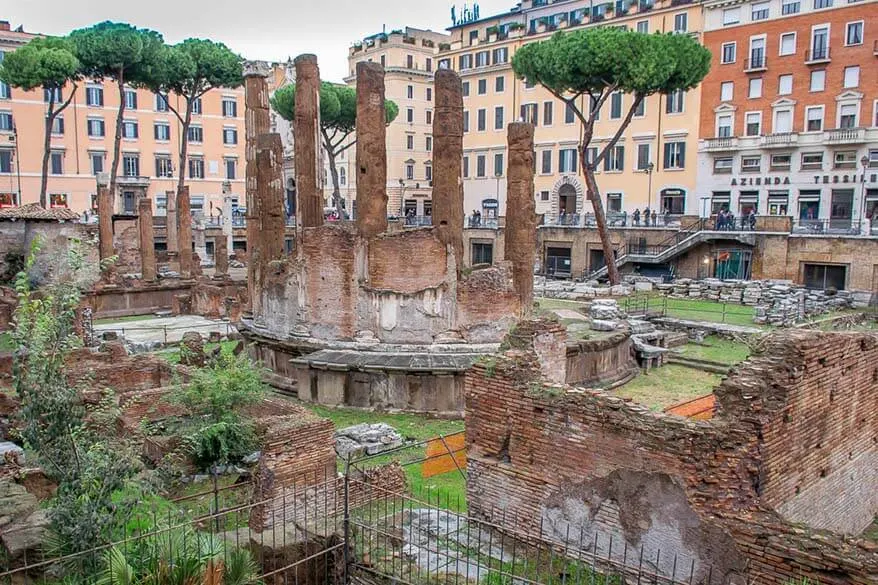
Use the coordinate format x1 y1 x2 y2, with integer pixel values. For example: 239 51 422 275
455 262 521 343
466 325 878 584
368 229 448 293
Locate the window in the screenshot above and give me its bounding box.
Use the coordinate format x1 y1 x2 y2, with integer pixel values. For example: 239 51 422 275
50 151 63 175
86 117 104 138
154 123 170 141
51 116 64 135
155 94 168 112
782 0 800 14
406 54 413 68
749 37 766 68
188 125 203 142
540 190 550 201
610 92 623 119
425 165 433 181
477 79 486 95
223 127 238 145
721 42 737 64
745 112 762 136
426 58 433 72
124 89 137 110
834 150 857 169
714 157 733 174
49 194 68 208
0 150 10 173
426 88 432 101
588 95 601 120
477 108 486 131
741 155 761 172
406 135 414 150
810 70 826 92
476 51 489 67
663 142 685 169
463 111 469 133
606 193 622 213
774 109 792 133
123 154 140 177
406 108 414 123
520 103 538 125
666 90 684 114
492 47 508 64
843 66 859 88
188 157 204 179
634 98 645 117
604 146 624 172
225 158 236 180
407 85 414 99
339 166 346 186
155 156 173 178
803 264 846 291
191 97 202 115
543 101 554 125
779 33 796 56
636 143 651 170
813 0 832 8
459 54 472 70
541 150 552 174
869 148 878 168
810 26 829 60
801 152 823 170
845 21 863 46
122 120 139 139
426 110 432 125
838 104 857 129
559 149 578 173
806 106 824 131
494 153 504 177
673 12 687 32
778 74 793 96
495 76 505 93
476 154 486 177
438 58 450 70
463 156 469 178
462 81 470 97
720 81 734 102
723 7 740 25
86 86 104 106
472 243 493 265
751 2 769 20
44 87 62 103
636 20 648 33
565 103 576 124
426 136 432 151
770 153 791 170
494 106 504 130
223 98 238 118
0 80 8 100
90 152 104 175
0 112 11 132
748 78 763 98
717 113 733 137
586 147 598 169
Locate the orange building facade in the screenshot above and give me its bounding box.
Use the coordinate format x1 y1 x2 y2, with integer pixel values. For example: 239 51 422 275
696 0 878 232
0 20 245 217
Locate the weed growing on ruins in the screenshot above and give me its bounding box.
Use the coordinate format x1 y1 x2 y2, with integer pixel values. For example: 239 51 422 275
677 336 751 365
612 365 722 411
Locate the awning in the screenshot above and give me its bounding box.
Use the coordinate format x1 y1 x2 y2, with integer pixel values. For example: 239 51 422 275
739 195 758 202
482 198 499 209
768 191 789 200
661 189 685 196
798 195 821 202
711 194 730 201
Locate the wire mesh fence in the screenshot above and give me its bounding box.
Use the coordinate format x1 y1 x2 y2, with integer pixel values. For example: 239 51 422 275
622 294 756 327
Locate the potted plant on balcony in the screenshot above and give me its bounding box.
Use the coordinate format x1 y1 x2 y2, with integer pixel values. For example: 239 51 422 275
422 39 435 48
508 22 526 37
486 25 500 42
439 42 451 52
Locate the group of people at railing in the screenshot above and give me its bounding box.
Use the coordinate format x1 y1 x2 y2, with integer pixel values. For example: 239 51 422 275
714 208 757 231
545 208 677 228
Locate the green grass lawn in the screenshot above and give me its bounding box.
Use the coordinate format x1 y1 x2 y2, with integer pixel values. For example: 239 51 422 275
661 296 756 327
677 336 751 365
612 365 722 411
156 339 241 364
535 297 588 310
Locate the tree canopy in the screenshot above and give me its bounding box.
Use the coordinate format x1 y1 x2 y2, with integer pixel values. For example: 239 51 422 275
148 38 243 101
0 36 80 91
271 82 399 134
69 21 164 84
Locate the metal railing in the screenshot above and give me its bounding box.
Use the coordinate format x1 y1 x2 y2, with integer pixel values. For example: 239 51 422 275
466 215 500 228
806 46 830 62
544 212 680 228
403 214 432 227
792 218 862 235
623 294 756 326
93 320 236 347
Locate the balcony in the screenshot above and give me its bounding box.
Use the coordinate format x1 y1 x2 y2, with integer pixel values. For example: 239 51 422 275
825 127 866 144
117 175 151 187
761 132 798 148
805 47 831 64
744 55 767 72
703 137 739 151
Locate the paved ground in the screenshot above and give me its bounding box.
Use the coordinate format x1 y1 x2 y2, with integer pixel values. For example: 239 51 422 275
552 308 588 321
94 315 236 345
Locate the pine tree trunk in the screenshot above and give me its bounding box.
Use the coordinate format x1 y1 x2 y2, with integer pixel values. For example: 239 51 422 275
40 95 55 209
176 101 193 196
581 155 621 284
326 150 343 216
108 71 127 211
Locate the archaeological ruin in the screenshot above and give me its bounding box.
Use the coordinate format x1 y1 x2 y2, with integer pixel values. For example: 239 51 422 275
240 56 535 414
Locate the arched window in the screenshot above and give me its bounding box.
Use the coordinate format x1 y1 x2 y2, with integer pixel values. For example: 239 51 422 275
339 167 347 186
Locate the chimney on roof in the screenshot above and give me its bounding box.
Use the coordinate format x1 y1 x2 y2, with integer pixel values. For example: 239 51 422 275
0 21 11 31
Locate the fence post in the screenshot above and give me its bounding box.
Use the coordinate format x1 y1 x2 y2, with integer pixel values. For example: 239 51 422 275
212 467 220 534
343 455 351 585
163 326 168 345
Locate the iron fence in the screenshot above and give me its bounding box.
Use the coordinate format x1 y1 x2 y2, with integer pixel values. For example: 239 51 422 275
92 320 236 346
622 294 756 326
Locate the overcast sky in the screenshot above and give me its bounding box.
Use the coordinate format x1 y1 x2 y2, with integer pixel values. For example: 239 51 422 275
7 0 514 82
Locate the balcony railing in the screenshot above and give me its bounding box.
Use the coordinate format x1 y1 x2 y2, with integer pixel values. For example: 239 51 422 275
805 47 830 63
403 215 432 227
793 218 861 235
761 132 798 147
744 55 767 72
466 215 500 229
825 127 866 143
704 137 738 151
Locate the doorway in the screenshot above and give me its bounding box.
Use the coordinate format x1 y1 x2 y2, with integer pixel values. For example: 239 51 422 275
558 184 577 215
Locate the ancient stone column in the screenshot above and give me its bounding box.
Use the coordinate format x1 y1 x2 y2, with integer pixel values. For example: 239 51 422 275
432 69 465 265
257 133 287 261
166 190 178 271
504 123 537 315
294 54 322 228
137 197 156 281
214 234 229 278
244 61 271 313
177 186 193 278
355 62 388 238
97 175 113 261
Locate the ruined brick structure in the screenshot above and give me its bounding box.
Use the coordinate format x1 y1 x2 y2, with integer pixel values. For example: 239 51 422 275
137 198 156 281
241 56 532 413
466 325 877 584
504 123 537 314
97 181 113 261
177 186 193 278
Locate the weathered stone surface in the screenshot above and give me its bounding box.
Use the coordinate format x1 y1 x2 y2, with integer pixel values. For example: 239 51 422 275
294 54 322 229
504 122 536 316
177 186 193 278
354 61 388 239
334 423 403 457
0 441 24 466
0 509 48 561
256 133 286 262
138 198 156 281
166 189 178 263
179 331 205 367
97 183 113 261
214 235 229 277
588 299 625 321
245 63 270 315
589 319 620 331
431 69 464 265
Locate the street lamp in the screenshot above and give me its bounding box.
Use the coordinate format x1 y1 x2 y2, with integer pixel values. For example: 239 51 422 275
645 162 654 211
860 155 870 234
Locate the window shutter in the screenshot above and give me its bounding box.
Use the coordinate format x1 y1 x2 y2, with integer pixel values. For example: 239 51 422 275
617 147 623 171
663 143 671 169
679 144 685 168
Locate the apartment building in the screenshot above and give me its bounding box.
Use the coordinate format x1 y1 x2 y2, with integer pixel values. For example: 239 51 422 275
438 0 704 224
347 27 451 219
697 0 878 232
0 20 245 217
